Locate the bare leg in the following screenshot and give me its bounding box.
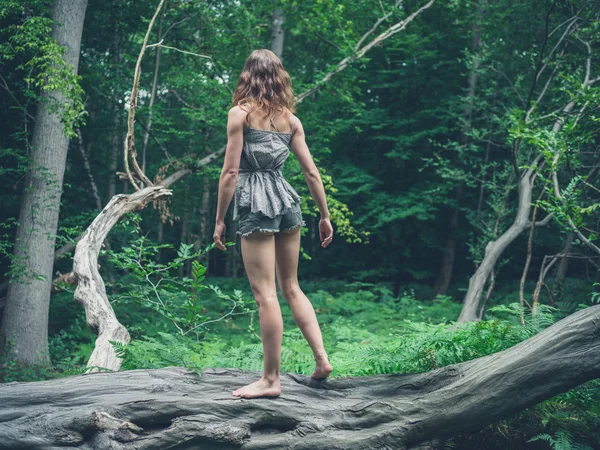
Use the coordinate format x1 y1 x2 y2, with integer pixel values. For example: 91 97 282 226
275 227 333 379
232 231 282 398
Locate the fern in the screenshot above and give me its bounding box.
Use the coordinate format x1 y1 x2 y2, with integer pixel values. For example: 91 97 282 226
528 429 593 450
109 332 206 371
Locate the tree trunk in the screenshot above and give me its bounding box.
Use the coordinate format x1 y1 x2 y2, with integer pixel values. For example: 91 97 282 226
157 220 165 262
457 90 576 322
271 9 285 59
109 103 122 200
1 304 599 449
198 175 210 251
457 170 536 322
179 186 190 279
73 186 172 372
232 232 239 279
552 230 575 297
108 28 123 201
140 6 164 176
431 0 485 297
430 206 459 297
0 0 88 366
77 128 103 211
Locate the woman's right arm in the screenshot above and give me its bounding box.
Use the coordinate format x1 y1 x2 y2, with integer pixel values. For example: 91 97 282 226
290 115 333 248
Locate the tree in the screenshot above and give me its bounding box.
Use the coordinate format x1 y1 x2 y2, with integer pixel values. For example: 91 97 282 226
457 0 600 322
0 0 89 365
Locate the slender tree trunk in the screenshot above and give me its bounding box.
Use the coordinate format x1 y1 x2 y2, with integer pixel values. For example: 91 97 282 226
140 6 164 176
271 8 285 59
232 236 239 278
431 202 459 297
157 220 164 262
199 175 210 248
431 0 485 297
195 133 211 275
224 219 232 278
108 27 123 201
457 170 537 322
458 91 576 322
179 186 189 279
76 128 102 211
553 231 575 297
0 0 88 365
108 103 122 200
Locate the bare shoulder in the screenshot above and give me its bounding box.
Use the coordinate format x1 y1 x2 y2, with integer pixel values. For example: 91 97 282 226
288 111 305 136
227 105 248 129
228 105 248 119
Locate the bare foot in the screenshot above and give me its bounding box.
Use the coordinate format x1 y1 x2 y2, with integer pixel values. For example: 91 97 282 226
232 375 281 398
311 358 333 380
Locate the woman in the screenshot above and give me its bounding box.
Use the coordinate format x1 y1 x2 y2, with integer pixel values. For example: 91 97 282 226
213 49 334 399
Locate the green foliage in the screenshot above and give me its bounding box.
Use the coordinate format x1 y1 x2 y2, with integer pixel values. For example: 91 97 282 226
0 0 87 137
0 336 53 382
0 326 91 382
111 332 206 371
528 429 593 450
202 297 558 378
104 213 255 339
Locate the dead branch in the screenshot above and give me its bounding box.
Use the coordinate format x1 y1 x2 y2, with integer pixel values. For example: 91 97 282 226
123 0 166 190
73 186 172 372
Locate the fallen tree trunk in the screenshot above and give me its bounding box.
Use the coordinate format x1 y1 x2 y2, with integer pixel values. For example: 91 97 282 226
1 304 598 449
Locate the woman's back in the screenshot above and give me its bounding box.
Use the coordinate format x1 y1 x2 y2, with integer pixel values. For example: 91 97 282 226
232 104 301 221
242 104 295 134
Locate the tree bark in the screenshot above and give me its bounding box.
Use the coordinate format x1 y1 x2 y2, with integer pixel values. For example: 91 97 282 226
457 170 539 322
552 231 575 297
77 128 103 211
140 6 164 177
0 0 88 365
108 25 123 201
109 100 123 200
271 8 285 59
430 205 459 297
198 175 210 253
179 186 190 279
0 304 599 449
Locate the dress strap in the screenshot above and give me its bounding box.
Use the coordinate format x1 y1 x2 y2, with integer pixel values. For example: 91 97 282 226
269 114 280 132
290 116 297 136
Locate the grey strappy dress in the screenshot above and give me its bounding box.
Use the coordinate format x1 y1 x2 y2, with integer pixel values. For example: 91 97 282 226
233 113 305 236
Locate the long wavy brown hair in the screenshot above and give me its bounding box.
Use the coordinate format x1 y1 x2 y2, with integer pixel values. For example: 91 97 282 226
232 49 296 125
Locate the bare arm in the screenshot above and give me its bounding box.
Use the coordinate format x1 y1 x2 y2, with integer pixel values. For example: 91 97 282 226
213 106 245 251
290 115 333 247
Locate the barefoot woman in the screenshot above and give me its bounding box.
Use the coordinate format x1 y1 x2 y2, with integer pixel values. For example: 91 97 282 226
213 49 334 398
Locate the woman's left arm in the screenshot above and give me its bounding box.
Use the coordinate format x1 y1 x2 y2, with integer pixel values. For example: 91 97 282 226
213 106 245 251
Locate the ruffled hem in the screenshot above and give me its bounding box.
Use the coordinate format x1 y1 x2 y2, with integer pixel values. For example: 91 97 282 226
237 227 280 237
282 220 306 232
237 219 307 238
233 202 297 221
233 172 301 220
